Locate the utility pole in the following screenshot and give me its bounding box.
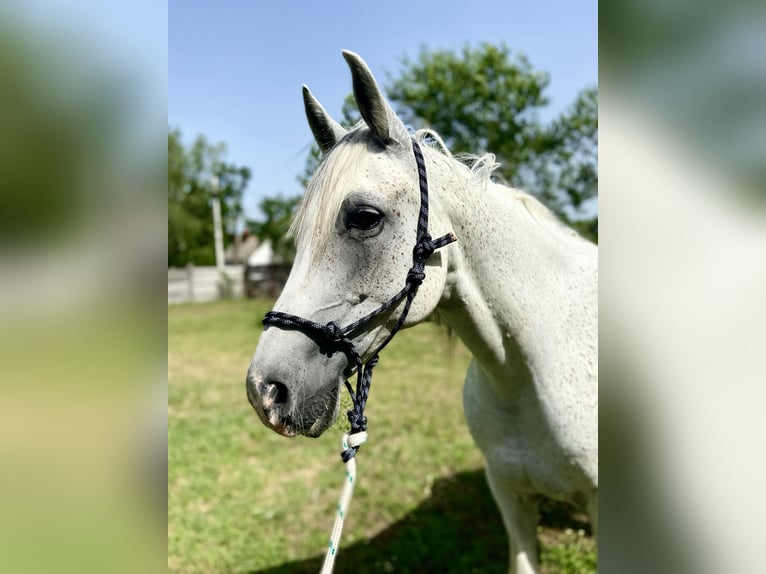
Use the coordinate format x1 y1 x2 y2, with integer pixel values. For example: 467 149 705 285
211 175 225 272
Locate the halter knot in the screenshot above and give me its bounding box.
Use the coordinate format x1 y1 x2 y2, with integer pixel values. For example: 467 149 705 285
413 234 436 261
341 412 368 462
347 410 367 432
318 321 347 357
406 268 426 286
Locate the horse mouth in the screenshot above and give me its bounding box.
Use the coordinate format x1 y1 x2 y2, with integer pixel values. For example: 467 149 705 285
249 385 340 439
263 410 334 438
302 387 341 438
248 398 297 437
266 417 299 437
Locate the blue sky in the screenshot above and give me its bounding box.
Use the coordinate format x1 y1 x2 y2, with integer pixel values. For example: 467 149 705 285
169 1 597 222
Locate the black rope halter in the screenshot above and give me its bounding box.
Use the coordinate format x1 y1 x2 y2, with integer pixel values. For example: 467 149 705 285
262 139 457 462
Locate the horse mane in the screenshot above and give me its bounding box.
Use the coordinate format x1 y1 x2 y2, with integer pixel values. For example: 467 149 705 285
290 126 569 250
408 131 581 243
411 128 500 189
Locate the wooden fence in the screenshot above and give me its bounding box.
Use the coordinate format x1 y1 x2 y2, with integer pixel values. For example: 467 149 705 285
168 263 292 304
167 265 244 304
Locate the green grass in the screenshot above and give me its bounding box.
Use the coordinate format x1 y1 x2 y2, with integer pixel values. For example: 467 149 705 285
169 299 596 573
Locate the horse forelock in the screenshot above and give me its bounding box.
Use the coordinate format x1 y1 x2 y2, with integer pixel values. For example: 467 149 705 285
289 130 372 252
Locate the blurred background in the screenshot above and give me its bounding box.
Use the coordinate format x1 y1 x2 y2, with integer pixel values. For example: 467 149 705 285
1 0 764 572
0 0 166 573
601 2 766 573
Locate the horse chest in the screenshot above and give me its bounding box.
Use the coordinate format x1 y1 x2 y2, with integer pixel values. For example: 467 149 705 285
462 360 594 500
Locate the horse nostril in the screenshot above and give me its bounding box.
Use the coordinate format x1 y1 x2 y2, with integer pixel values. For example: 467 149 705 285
263 380 289 405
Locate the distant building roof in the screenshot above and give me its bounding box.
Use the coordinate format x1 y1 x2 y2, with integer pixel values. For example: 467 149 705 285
246 239 274 266
225 232 259 264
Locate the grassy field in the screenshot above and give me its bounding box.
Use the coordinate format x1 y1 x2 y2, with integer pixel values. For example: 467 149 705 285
168 299 596 573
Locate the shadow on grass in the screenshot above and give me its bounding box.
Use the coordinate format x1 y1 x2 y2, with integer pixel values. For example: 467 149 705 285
250 469 590 574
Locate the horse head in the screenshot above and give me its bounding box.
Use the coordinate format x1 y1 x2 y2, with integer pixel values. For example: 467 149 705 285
246 51 454 438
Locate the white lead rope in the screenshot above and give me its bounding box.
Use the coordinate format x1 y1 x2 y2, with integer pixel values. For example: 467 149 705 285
319 431 368 574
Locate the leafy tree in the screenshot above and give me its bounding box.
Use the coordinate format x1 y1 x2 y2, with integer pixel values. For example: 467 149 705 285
168 128 251 266
388 43 551 180
388 44 597 238
519 86 598 236
246 194 302 262
551 87 598 213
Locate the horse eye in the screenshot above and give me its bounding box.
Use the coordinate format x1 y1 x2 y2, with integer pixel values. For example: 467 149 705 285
345 206 384 231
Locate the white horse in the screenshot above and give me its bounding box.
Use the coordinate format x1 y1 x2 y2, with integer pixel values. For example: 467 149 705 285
247 51 598 574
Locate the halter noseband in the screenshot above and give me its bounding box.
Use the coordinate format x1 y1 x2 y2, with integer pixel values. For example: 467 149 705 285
262 139 457 461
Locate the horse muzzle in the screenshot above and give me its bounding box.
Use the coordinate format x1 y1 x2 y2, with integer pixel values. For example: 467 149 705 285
245 369 297 436
246 362 341 438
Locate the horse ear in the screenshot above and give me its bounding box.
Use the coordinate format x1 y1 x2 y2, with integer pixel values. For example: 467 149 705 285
342 50 409 147
303 85 348 154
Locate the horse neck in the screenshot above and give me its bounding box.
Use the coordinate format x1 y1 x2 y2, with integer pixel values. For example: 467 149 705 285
433 170 598 394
